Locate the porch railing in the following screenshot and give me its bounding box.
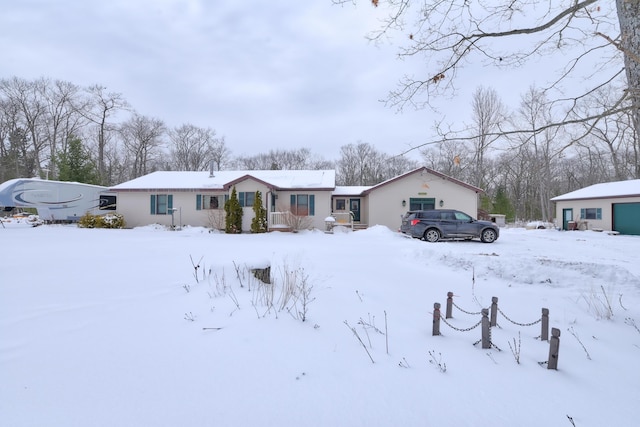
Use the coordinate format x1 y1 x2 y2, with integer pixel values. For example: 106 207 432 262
268 211 357 231
332 212 353 226
269 211 291 230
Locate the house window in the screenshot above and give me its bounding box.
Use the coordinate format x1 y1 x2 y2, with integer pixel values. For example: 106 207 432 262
335 199 346 210
196 195 223 210
150 194 173 215
580 208 602 220
409 198 435 211
290 194 315 216
238 192 255 207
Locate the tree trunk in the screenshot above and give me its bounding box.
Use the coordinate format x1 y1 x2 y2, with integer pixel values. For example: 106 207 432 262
617 0 640 154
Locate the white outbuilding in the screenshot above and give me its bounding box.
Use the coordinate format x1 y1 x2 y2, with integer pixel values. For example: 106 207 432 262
551 179 640 235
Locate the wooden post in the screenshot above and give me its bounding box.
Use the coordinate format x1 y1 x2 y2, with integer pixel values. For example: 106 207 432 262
547 328 561 370
432 303 441 336
490 296 498 327
446 292 453 319
481 308 491 349
541 308 549 341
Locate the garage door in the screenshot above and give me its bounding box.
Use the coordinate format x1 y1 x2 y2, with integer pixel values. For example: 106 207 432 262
613 202 640 235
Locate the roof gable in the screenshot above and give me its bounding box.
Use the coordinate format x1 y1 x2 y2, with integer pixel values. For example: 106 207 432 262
361 167 483 195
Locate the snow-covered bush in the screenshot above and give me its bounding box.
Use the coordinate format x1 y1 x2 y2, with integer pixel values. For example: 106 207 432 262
77 212 126 229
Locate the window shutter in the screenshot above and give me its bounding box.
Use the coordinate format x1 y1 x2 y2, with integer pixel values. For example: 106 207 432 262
168 195 173 210
239 192 245 207
597 208 602 220
196 195 202 210
309 195 315 216
150 195 156 214
580 208 585 219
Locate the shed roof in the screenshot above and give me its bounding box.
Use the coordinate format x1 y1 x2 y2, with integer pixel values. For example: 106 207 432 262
551 179 640 201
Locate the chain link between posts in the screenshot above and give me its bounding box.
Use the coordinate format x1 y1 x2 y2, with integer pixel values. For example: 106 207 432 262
440 316 482 332
496 306 542 327
451 300 484 316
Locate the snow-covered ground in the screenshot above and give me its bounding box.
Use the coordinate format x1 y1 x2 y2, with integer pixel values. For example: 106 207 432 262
1 224 639 426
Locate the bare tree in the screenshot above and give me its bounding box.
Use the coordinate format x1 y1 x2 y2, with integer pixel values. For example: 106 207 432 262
42 79 86 178
209 134 231 172
337 141 415 185
470 87 507 188
512 87 563 221
0 97 20 181
233 148 328 171
169 124 226 171
336 0 639 152
420 138 470 181
0 77 48 177
337 142 381 185
81 85 129 184
572 85 638 180
119 113 166 179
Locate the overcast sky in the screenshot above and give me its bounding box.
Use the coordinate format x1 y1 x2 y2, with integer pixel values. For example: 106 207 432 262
0 0 615 163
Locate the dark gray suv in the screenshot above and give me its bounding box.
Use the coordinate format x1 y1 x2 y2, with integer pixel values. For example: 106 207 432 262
400 209 499 243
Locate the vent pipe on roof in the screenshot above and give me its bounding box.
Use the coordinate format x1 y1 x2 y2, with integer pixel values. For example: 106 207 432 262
209 160 215 178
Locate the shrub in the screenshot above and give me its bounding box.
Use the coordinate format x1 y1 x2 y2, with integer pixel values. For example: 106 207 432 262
77 212 125 229
78 212 97 228
224 186 243 233
101 213 125 228
251 190 268 233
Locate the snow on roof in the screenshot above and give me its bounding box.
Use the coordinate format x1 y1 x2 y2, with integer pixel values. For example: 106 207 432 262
551 179 640 201
332 186 371 196
109 170 336 191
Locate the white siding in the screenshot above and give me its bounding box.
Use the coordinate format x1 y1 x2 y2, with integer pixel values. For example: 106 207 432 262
275 190 333 230
115 191 218 228
114 186 333 231
367 172 479 230
554 196 640 231
230 179 271 232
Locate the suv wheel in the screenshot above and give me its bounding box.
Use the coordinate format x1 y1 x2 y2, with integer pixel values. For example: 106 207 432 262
481 229 497 243
424 228 441 242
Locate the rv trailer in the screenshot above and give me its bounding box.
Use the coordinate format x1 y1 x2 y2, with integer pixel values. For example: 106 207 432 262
0 178 115 222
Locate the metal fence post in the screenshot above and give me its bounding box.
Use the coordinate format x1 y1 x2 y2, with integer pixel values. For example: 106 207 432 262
547 327 561 370
481 308 491 349
490 296 498 327
541 308 549 341
446 292 453 319
433 302 441 336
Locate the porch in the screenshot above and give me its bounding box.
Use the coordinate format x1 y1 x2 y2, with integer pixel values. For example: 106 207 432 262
268 211 367 232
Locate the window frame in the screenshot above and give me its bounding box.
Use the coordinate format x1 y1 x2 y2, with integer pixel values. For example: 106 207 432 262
290 194 315 216
150 194 173 215
196 194 223 210
580 208 602 220
238 191 255 208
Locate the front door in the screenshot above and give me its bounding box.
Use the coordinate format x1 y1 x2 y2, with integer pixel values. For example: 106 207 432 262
562 208 573 230
350 199 361 222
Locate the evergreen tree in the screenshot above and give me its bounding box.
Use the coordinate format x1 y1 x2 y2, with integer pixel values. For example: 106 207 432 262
250 190 268 233
57 137 98 184
493 186 515 222
224 186 242 233
479 193 493 215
